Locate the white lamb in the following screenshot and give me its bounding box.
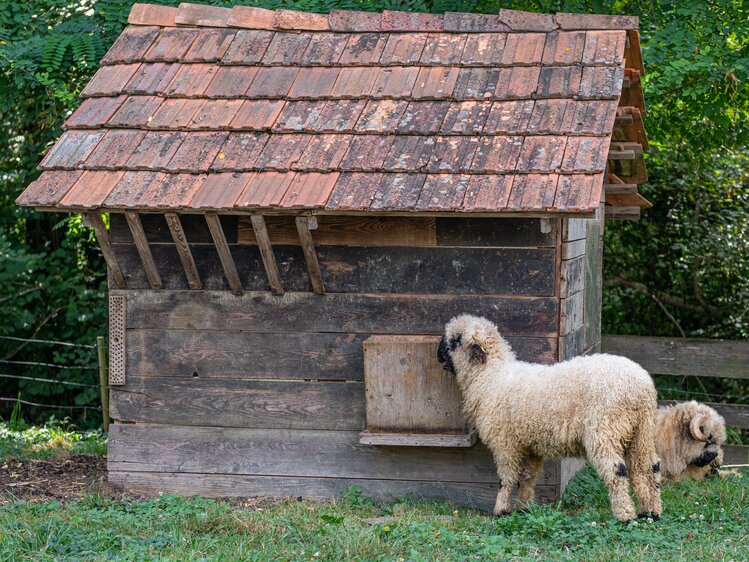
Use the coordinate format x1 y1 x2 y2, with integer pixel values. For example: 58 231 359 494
438 314 662 522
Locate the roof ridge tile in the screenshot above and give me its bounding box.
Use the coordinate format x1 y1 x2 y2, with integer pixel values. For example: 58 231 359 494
174 3 231 28
274 9 330 31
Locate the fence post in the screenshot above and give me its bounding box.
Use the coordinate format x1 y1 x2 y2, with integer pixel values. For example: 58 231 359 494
96 336 110 432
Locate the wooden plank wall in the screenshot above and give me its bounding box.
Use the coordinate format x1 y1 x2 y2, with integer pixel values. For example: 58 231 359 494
107 214 567 508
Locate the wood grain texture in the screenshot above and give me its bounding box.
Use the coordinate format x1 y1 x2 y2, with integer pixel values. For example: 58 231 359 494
205 212 243 294
251 214 284 295
562 218 587 242
107 424 559 486
560 291 584 337
558 326 585 362
359 430 477 447
560 255 585 297
119 290 560 337
126 330 558 379
125 211 162 289
164 213 202 290
723 445 749 465
295 216 325 294
87 213 126 288
110 378 365 430
107 471 560 508
363 335 469 434
112 243 557 296
583 219 603 350
111 213 238 244
658 401 749 430
601 336 749 380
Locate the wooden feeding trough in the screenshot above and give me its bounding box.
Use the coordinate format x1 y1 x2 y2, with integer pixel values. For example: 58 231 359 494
16 3 649 509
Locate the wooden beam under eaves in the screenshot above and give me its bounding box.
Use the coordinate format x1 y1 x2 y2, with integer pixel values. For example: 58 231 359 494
251 214 284 295
86 212 126 289
165 213 202 290
295 216 325 295
125 211 162 289
205 212 243 295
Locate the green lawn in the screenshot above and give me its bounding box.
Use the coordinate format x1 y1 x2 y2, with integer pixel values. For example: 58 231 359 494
0 424 747 561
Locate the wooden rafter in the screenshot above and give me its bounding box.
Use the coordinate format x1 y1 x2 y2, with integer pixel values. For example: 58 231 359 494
125 211 162 290
205 212 243 295
295 216 325 295
251 214 284 295
86 212 126 289
165 213 202 290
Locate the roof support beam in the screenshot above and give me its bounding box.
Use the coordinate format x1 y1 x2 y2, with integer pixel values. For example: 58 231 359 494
205 212 243 295
86 212 126 289
125 211 162 290
251 214 284 295
295 216 325 295
165 212 202 290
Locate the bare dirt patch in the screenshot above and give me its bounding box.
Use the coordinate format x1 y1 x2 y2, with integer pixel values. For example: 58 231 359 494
0 454 116 504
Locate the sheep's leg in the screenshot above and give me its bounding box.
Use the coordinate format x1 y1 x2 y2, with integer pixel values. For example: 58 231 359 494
491 449 523 516
586 438 637 522
626 419 662 519
516 455 544 509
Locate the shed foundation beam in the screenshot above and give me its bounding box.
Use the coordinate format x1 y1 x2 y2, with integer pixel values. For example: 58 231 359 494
205 212 243 295
125 211 162 290
165 213 202 290
295 216 325 295
251 214 284 295
86 212 126 289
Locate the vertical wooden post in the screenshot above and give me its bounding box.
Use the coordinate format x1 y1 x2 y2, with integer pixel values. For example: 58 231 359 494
96 336 110 433
86 212 126 289
295 216 325 295
251 214 284 295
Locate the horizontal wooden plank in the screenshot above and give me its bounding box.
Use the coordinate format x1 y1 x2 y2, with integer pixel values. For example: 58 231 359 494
723 445 749 466
359 431 477 448
111 212 238 244
560 255 585 297
239 216 438 247
107 471 560 508
126 330 559 380
112 243 556 295
110 378 366 430
120 290 560 337
658 401 749 430
108 424 559 486
602 335 749 379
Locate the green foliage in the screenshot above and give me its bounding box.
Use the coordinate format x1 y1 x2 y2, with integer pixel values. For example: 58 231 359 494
0 462 747 560
0 0 747 422
0 419 107 459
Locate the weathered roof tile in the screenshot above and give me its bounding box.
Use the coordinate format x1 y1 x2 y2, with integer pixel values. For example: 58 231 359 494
128 3 177 26
85 130 147 169
101 26 160 65
412 67 460 99
420 33 467 65
370 67 420 98
484 100 535 134
145 29 199 62
384 136 435 171
440 101 492 134
274 101 327 131
222 30 274 64
494 66 541 99
498 9 557 32
245 67 299 98
501 33 546 65
355 100 409 132
427 136 480 173
300 33 349 65
81 64 141 97
103 170 164 208
507 173 560 209
138 173 207 208
165 64 219 97
280 172 339 208
556 12 638 31
578 66 624 99
190 99 244 129
453 68 500 100
227 6 276 30
526 99 577 134
471 135 524 172
312 100 367 132
236 171 294 207
107 95 163 127
462 175 513 211
183 29 236 62
15 170 84 207
325 172 382 210
536 66 583 98
397 101 450 133
330 67 379 98
570 100 618 134
416 174 470 210
65 95 128 128
288 68 341 98
553 173 601 210
190 172 252 209
370 173 426 210
541 31 587 65
230 100 285 130
174 3 230 27
262 32 312 65
166 131 228 172
339 135 394 171
254 134 311 170
39 130 105 169
461 33 507 65
560 136 609 172
338 33 388 65
274 9 330 31
58 170 125 208
516 136 567 172
328 10 381 32
581 30 626 65
443 12 508 32
294 134 352 171
125 62 181 95
211 132 269 171
381 11 444 32
126 131 186 170
379 34 427 65
204 66 258 98
148 99 204 129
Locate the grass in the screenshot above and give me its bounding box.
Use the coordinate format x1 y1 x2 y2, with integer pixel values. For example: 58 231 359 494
0 420 107 460
0 425 747 561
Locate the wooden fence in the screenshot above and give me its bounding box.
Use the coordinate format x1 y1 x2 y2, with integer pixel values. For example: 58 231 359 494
602 335 749 465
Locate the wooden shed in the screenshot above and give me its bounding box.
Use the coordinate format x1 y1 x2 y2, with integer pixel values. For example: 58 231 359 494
17 3 649 508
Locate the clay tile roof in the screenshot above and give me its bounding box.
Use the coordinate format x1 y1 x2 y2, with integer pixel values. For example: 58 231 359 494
18 3 647 216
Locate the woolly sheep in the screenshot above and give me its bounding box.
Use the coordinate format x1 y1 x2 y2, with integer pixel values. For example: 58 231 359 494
655 401 726 481
438 314 662 522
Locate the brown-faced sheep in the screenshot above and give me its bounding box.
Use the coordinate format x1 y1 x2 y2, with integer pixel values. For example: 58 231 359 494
438 314 662 523
655 401 726 481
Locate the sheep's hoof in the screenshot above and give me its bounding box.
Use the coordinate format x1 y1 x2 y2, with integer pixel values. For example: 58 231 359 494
636 512 661 522
493 510 512 518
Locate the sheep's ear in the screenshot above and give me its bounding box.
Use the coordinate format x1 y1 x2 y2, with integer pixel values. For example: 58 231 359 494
470 343 487 365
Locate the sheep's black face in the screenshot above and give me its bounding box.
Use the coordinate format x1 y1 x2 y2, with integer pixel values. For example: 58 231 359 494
437 336 456 375
691 449 719 468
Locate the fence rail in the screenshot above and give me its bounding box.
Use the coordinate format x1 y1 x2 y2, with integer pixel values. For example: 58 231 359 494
602 335 749 465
